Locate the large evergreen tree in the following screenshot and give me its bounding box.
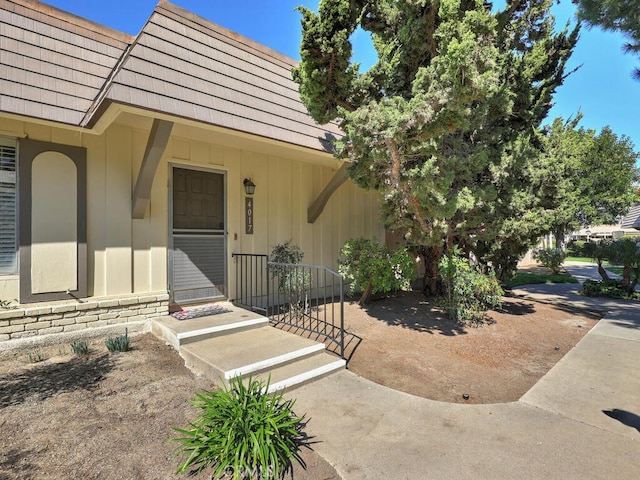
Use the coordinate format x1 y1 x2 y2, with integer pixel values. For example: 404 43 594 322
574 0 640 79
293 0 578 292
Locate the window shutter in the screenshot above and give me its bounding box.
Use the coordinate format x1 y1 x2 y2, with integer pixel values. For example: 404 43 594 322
0 138 17 274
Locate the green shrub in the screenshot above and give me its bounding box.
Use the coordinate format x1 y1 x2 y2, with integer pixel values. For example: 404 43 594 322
582 279 640 300
270 241 311 319
172 376 306 479
439 252 503 326
533 248 566 274
566 240 586 258
105 330 131 352
70 340 90 356
270 241 305 289
605 237 640 295
338 238 416 305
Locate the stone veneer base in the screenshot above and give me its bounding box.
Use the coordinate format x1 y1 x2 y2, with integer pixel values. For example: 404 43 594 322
0 292 169 352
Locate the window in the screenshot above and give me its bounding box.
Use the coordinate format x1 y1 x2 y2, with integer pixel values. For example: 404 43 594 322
0 137 17 274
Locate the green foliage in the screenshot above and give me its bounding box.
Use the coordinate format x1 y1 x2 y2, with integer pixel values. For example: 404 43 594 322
503 272 578 288
533 248 567 274
26 349 46 363
294 0 579 292
582 279 640 300
338 238 416 305
270 241 311 319
566 240 587 257
70 340 90 356
171 376 306 479
605 237 640 294
105 331 131 352
270 241 306 288
539 117 639 245
270 241 304 264
438 252 503 326
575 0 640 79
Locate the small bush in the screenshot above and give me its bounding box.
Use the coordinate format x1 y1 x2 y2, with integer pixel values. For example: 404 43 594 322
439 252 503 326
105 331 130 352
70 340 90 356
582 279 640 300
26 349 46 363
172 376 306 479
566 240 586 258
270 241 305 289
533 248 566 274
338 238 416 305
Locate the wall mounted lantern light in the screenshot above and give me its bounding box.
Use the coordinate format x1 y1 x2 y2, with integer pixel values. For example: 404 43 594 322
243 178 256 195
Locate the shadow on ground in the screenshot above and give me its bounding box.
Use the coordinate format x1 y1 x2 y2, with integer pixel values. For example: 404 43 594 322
0 447 38 480
357 291 467 336
602 409 640 433
0 353 115 408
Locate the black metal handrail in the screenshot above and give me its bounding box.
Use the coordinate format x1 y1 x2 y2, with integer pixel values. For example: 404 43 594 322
267 262 345 360
232 254 345 359
231 253 268 314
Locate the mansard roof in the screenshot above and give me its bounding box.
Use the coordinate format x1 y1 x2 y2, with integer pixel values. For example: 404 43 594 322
0 0 340 153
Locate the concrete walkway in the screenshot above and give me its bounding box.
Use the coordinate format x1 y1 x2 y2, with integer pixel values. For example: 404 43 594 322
288 263 640 479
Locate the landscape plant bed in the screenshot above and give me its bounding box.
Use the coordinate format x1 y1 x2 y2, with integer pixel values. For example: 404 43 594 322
343 291 600 404
0 294 600 477
0 335 339 480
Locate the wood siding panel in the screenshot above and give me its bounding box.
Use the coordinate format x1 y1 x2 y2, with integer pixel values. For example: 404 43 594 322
113 67 332 139
142 20 294 91
157 5 293 71
0 1 127 125
128 43 305 112
107 4 341 152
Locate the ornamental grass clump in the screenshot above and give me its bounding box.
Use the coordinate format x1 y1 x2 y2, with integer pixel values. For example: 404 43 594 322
105 329 130 352
172 376 307 479
70 340 90 356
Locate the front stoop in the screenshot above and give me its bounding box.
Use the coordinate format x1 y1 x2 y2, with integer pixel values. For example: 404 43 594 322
151 304 345 393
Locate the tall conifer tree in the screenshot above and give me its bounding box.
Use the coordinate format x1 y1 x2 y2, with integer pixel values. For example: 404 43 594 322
294 0 578 290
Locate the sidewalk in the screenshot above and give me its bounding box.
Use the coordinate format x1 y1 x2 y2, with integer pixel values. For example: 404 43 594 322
289 263 640 479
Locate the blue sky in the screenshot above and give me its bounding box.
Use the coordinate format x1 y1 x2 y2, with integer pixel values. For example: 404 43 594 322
46 0 640 157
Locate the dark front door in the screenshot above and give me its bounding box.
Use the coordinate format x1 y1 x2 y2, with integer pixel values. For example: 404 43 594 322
170 167 226 304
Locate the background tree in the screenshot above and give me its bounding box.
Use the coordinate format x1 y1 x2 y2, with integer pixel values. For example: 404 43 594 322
294 0 578 291
574 0 640 79
540 116 639 246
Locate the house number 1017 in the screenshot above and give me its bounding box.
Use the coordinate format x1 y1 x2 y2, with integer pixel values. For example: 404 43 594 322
245 197 254 234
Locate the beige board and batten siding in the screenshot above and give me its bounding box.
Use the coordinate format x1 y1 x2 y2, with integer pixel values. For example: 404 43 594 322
0 115 383 304
167 130 383 279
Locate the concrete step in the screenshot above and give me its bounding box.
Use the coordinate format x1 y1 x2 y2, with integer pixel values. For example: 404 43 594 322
254 352 346 393
151 305 346 393
151 306 268 349
180 326 326 380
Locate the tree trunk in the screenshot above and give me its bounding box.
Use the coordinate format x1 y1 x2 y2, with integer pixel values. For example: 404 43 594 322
622 265 632 293
555 227 566 250
358 277 374 305
421 246 442 296
597 260 610 281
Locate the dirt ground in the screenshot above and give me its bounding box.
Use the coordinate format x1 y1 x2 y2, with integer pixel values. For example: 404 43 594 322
344 291 599 404
0 290 599 479
0 335 339 480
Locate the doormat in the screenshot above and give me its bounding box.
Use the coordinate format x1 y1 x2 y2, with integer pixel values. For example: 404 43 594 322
171 304 231 320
